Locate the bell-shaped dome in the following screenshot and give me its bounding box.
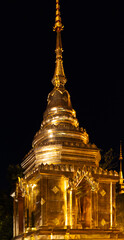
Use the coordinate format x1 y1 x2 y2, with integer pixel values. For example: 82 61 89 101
46 87 72 109
41 86 79 129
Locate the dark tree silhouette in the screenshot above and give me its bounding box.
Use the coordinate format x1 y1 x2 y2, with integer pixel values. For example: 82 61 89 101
0 164 23 240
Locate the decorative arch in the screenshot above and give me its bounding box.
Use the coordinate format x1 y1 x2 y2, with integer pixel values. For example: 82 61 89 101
68 166 99 228
69 166 99 192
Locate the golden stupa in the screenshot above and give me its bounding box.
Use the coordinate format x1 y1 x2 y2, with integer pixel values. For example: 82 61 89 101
12 1 124 239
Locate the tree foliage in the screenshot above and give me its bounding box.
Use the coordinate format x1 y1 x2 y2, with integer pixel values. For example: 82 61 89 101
7 164 23 193
0 164 23 240
100 148 119 171
0 191 13 240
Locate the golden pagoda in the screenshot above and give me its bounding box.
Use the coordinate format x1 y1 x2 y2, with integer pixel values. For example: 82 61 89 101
12 1 124 239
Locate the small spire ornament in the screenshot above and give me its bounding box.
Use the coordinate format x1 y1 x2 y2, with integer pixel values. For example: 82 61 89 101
53 0 64 32
52 0 67 88
119 140 123 183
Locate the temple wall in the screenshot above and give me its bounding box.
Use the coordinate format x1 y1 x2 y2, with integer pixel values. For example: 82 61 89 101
40 175 66 226
13 170 119 240
97 182 116 229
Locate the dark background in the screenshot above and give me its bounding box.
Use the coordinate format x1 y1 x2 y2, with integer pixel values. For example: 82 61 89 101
1 0 124 190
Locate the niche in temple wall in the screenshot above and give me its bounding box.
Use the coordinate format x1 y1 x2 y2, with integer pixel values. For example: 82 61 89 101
76 179 92 228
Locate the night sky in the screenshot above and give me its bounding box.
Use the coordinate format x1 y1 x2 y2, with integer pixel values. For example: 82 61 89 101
1 0 124 190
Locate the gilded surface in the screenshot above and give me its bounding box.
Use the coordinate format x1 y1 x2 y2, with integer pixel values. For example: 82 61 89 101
12 0 124 239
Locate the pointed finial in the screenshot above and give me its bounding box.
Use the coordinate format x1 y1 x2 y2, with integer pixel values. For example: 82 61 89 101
53 0 64 32
52 0 67 88
119 140 123 160
119 140 123 184
119 141 124 194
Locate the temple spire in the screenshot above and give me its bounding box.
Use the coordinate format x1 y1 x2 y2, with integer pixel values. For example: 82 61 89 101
52 0 67 88
119 140 123 183
119 141 124 194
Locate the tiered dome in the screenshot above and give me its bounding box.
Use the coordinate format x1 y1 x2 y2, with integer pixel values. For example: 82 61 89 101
32 0 90 164
23 0 100 173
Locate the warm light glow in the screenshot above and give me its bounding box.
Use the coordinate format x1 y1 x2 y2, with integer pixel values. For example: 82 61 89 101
65 233 69 239
12 0 122 238
64 180 68 226
31 184 36 189
48 129 53 138
70 189 72 227
110 182 112 228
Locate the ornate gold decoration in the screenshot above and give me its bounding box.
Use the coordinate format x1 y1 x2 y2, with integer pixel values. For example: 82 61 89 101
52 0 66 88
119 140 123 160
70 166 99 192
100 189 106 197
30 234 35 240
13 1 123 239
41 198 46 205
119 141 124 193
53 218 60 225
53 0 64 32
52 32 66 88
52 186 59 194
31 0 91 153
119 141 123 182
101 219 106 226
